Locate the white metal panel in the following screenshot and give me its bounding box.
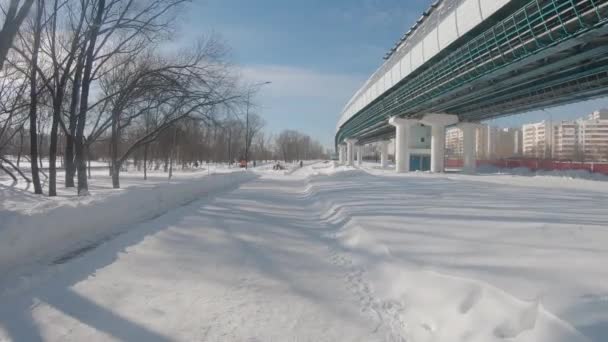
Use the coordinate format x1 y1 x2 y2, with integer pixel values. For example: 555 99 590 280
372 82 378 100
480 0 510 19
411 43 424 71
380 74 387 95
438 11 459 49
423 27 440 62
391 63 401 86
456 0 482 37
400 53 412 79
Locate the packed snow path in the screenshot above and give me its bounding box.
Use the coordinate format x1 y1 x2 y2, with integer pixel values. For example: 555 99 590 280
1 163 606 341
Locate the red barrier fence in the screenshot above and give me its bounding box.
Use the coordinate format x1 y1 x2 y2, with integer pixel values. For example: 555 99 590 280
445 159 608 175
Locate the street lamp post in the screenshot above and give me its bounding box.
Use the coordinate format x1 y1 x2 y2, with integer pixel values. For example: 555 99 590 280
245 81 271 169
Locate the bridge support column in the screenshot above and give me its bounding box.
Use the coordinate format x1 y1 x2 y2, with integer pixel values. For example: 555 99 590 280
345 139 357 166
420 114 459 173
460 123 478 174
338 144 345 164
389 117 416 173
356 145 363 166
380 140 389 168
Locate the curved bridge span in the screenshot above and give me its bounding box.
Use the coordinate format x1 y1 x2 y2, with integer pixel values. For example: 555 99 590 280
336 0 608 173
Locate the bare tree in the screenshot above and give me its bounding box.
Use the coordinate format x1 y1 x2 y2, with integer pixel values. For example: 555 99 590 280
24 0 44 194
86 39 238 188
244 112 264 163
0 0 34 69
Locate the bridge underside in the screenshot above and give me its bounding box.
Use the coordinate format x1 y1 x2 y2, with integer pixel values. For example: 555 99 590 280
337 0 608 146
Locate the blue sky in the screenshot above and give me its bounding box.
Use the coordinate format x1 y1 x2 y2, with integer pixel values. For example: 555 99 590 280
175 0 608 147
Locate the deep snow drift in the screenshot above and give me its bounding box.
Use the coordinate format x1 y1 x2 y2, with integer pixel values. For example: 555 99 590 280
0 162 606 341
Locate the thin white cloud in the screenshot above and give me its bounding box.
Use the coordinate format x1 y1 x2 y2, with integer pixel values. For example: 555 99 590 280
239 64 366 105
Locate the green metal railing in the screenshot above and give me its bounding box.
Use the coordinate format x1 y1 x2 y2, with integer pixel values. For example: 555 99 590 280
336 0 608 145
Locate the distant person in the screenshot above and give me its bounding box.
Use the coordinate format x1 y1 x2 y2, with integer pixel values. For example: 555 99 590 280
299 160 303 168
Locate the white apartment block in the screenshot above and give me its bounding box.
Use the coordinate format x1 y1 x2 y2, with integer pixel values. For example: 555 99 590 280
522 121 552 159
522 110 608 161
446 125 521 159
445 127 463 157
552 121 578 160
577 110 608 162
478 126 521 159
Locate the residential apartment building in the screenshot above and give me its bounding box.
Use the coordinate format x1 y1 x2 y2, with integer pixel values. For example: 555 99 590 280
522 121 552 158
478 126 521 159
552 121 578 160
445 127 463 157
521 110 608 161
446 125 521 160
578 110 608 161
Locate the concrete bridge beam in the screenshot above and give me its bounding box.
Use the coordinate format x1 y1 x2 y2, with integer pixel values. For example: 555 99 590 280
420 114 460 173
389 117 417 173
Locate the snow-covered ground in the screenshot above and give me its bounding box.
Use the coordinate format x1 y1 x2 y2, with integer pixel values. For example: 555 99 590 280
0 162 606 341
0 165 256 287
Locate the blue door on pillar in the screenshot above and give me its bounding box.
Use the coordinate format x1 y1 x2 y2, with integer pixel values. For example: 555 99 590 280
410 155 430 172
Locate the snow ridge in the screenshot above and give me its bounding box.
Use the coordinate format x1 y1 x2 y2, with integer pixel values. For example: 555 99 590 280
299 163 589 342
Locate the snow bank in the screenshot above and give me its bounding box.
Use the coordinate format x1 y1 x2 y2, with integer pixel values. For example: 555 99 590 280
0 171 256 277
477 164 608 181
299 169 592 341
325 218 589 342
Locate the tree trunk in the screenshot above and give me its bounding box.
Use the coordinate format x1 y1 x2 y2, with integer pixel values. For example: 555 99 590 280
49 112 59 196
28 0 43 195
111 109 120 188
65 56 83 188
168 154 173 179
16 127 23 168
64 133 75 187
169 126 177 180
143 144 148 180
227 130 232 166
112 162 120 188
75 0 105 196
38 128 44 169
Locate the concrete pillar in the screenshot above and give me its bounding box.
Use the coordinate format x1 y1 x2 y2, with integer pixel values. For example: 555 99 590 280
356 145 362 166
389 117 416 173
338 144 345 164
461 123 477 174
345 139 356 166
420 114 459 173
380 140 389 168
486 126 494 160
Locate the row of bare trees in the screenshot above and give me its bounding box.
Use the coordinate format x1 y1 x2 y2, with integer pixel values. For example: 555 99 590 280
0 0 329 197
275 130 327 162
0 0 248 196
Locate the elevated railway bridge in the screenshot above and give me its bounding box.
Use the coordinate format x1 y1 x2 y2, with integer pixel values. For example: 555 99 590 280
335 0 608 173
